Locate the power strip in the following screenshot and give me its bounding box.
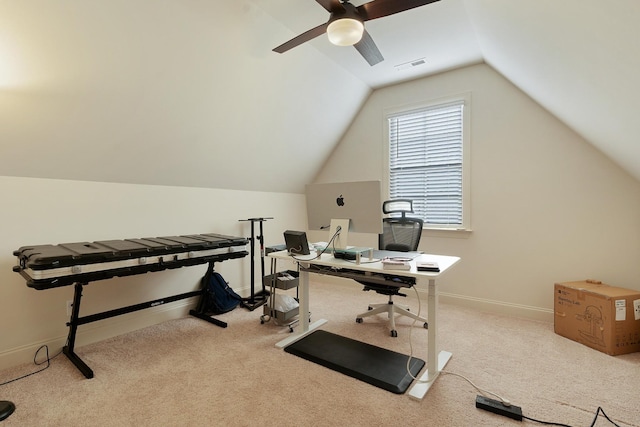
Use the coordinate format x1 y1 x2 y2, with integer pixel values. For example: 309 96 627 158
475 395 523 421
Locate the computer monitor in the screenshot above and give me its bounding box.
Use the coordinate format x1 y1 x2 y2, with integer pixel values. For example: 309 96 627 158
305 180 383 249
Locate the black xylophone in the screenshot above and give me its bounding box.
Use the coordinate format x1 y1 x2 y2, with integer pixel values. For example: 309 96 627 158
13 233 249 379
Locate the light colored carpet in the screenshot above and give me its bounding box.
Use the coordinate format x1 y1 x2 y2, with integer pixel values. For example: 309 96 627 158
1 279 639 426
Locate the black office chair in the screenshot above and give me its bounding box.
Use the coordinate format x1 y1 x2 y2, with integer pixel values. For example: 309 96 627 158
0 401 15 421
355 199 427 337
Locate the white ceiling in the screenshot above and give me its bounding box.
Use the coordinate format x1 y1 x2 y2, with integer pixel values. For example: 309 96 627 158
258 0 640 183
1 0 639 193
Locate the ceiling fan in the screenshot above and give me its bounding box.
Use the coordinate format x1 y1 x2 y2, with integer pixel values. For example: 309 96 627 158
272 0 441 66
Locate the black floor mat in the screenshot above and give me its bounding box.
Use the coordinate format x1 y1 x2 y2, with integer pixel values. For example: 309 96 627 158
285 330 425 394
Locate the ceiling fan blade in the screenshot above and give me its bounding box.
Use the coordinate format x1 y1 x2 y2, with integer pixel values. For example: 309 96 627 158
273 22 330 53
358 0 441 22
354 29 383 66
315 0 344 13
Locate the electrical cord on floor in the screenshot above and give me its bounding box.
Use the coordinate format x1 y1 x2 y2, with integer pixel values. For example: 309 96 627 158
402 294 516 404
402 290 623 427
521 407 621 427
443 369 623 427
0 344 64 387
438 363 622 426
440 370 513 405
587 408 622 427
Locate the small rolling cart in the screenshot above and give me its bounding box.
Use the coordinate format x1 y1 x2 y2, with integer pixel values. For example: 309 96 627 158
260 245 305 332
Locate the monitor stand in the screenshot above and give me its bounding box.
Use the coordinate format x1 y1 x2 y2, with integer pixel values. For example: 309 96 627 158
328 219 375 264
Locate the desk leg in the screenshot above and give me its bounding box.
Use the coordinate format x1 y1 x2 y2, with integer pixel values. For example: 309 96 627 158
299 267 309 331
275 267 326 348
408 278 452 400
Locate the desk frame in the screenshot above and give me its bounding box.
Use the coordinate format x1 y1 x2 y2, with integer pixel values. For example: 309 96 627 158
268 251 460 400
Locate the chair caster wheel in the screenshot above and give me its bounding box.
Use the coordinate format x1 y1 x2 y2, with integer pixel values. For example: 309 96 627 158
390 330 398 338
367 306 373 311
356 317 363 323
423 322 428 329
289 327 294 333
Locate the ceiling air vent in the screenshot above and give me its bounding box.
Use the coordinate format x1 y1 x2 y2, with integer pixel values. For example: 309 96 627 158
394 58 427 71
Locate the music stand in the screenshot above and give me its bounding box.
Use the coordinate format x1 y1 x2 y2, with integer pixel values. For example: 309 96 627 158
238 217 272 311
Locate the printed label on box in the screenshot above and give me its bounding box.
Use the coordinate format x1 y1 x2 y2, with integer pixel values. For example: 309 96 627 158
615 300 626 321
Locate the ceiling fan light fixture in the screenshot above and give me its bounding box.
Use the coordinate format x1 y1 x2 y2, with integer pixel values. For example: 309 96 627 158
327 18 364 46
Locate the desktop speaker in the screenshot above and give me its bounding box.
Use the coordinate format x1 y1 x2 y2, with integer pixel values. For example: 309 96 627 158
283 230 310 255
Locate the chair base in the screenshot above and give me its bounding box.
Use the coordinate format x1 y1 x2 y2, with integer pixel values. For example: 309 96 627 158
0 401 15 421
355 296 428 338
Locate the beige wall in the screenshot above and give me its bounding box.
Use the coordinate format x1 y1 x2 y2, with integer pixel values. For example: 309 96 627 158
315 63 640 317
0 176 305 370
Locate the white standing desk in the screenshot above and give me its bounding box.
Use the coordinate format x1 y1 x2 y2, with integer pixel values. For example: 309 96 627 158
267 250 460 400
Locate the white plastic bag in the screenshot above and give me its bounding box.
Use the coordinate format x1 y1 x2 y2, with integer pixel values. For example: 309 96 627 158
273 294 299 313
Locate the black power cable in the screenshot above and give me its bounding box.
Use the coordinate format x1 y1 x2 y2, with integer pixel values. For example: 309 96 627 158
522 407 622 427
0 345 63 387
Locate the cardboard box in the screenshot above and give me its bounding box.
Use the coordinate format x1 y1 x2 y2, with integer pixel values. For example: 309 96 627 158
554 280 640 355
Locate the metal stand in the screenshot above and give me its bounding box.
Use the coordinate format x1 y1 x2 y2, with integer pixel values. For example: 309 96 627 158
238 217 272 311
63 261 226 379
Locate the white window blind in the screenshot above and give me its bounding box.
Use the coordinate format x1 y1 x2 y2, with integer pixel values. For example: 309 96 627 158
388 100 464 227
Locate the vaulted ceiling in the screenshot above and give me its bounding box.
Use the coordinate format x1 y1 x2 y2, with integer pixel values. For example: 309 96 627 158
1 1 639 193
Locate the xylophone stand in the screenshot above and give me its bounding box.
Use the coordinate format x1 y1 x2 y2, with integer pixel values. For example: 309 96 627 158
238 217 272 311
63 264 227 379
63 282 94 379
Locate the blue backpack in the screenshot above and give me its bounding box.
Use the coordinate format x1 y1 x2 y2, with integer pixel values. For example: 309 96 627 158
202 271 242 314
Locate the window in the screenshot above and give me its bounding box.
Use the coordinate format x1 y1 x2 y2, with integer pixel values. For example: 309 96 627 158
387 97 469 230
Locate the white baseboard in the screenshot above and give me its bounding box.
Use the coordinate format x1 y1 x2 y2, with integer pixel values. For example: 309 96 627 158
437 292 553 322
0 301 194 372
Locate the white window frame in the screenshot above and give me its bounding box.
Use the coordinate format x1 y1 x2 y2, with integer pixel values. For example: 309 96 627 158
383 93 471 232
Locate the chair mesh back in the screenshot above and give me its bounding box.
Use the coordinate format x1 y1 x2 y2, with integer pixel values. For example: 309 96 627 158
379 218 423 252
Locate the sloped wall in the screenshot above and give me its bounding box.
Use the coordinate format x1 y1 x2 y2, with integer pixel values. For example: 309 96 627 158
315 63 640 317
0 1 369 193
